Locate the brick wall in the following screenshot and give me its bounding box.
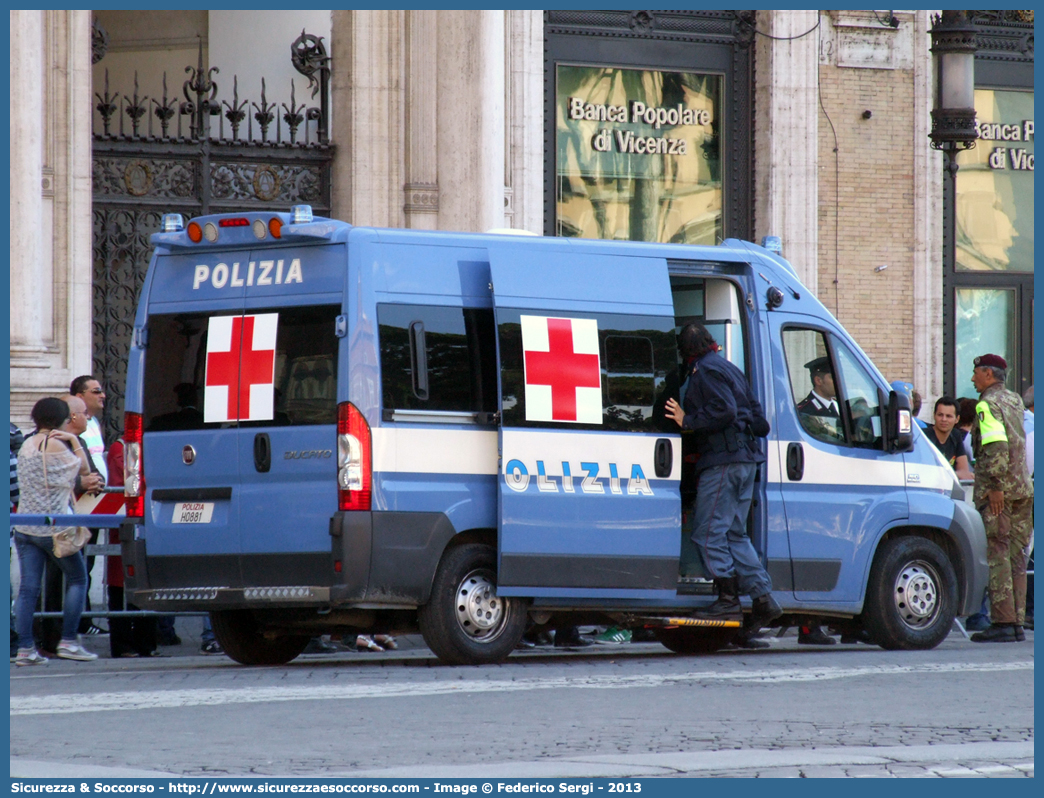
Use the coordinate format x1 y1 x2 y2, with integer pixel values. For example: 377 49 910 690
817 63 916 385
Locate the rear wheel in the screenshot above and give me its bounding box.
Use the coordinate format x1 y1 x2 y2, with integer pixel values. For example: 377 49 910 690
862 536 958 650
655 626 735 654
210 610 310 665
418 543 527 665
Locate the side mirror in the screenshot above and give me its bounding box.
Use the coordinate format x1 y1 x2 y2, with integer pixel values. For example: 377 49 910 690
885 389 914 452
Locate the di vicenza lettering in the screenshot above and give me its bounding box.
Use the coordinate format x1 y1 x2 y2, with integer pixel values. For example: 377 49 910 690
192 258 304 290
988 147 1034 171
504 459 655 496
591 128 689 155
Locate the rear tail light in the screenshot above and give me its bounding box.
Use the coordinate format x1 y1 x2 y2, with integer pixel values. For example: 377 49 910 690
337 402 371 511
124 412 145 518
268 217 282 239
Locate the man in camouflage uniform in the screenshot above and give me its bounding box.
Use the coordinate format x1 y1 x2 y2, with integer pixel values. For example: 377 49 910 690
969 354 1033 643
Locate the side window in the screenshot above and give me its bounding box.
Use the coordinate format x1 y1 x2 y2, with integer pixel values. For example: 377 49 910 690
378 304 497 414
497 309 676 432
782 328 845 444
143 305 339 430
832 341 884 449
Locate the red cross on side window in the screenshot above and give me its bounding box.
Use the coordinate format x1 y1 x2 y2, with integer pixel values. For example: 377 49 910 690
204 314 278 422
523 316 601 422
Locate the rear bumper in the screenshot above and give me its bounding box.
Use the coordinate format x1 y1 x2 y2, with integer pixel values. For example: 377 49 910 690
123 510 456 611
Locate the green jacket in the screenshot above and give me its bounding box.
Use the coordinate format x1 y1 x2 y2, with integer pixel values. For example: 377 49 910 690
971 381 1033 506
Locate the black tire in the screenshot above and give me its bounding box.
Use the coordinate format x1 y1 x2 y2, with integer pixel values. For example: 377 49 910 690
209 610 310 665
862 536 958 650
418 543 527 665
655 626 735 654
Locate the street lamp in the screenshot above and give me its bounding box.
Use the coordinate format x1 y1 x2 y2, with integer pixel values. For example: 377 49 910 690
930 11 977 397
929 10 978 169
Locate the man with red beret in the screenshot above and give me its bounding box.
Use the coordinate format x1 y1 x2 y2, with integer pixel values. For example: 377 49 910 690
969 354 1033 643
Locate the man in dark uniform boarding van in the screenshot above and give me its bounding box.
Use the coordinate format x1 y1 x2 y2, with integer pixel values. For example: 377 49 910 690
665 323 781 632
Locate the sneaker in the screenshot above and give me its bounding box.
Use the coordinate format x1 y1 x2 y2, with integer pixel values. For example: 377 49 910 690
83 624 108 636
302 637 339 655
593 626 632 645
199 640 224 655
373 635 397 650
56 640 99 661
797 626 837 645
15 648 49 666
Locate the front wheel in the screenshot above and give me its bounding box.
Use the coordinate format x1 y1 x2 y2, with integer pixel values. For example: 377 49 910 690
862 536 958 650
655 626 735 654
210 610 310 665
418 543 527 665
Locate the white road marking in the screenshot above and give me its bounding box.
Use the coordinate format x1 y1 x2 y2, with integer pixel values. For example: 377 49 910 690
10 660 1032 716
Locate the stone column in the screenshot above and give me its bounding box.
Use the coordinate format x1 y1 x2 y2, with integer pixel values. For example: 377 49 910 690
10 10 48 363
505 10 543 234
753 10 820 294
912 10 944 404
403 10 439 229
9 10 93 429
436 10 505 233
330 10 406 228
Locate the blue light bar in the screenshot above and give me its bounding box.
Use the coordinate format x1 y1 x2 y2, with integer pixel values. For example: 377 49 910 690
161 213 185 233
761 235 782 256
290 205 313 224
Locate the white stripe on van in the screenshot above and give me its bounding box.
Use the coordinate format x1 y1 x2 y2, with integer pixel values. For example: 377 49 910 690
372 427 498 475
766 440 906 487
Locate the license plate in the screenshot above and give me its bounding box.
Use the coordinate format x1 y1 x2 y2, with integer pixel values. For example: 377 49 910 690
172 502 214 524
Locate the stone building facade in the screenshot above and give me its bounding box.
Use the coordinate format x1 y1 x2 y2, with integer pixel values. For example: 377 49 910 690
8 10 1033 432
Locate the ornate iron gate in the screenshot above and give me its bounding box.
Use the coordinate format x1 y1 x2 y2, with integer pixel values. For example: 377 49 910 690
91 35 334 443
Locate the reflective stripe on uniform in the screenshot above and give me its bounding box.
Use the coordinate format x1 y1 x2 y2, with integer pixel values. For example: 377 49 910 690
976 400 1008 445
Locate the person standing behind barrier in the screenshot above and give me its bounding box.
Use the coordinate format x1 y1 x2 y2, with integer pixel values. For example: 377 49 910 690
70 376 107 485
105 437 159 658
969 355 1033 643
12 398 99 665
958 397 978 467
664 323 781 632
1021 386 1033 631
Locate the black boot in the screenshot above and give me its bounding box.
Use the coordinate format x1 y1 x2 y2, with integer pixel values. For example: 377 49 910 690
747 592 782 631
695 577 742 621
970 623 1017 643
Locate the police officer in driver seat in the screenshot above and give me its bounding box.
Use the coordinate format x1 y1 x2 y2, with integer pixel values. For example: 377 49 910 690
665 323 781 633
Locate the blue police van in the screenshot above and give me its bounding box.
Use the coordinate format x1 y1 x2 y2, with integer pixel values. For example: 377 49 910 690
118 206 987 665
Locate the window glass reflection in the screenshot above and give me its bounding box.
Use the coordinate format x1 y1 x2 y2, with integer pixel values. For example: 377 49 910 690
955 288 1018 391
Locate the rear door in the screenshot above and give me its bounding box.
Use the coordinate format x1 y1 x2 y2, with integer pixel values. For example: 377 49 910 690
236 245 345 586
142 250 246 586
489 244 682 598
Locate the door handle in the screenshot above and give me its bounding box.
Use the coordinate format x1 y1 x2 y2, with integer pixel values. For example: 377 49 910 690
254 432 271 473
654 438 673 479
786 441 804 481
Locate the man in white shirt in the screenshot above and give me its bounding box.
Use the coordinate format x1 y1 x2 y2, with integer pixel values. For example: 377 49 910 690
71 375 107 485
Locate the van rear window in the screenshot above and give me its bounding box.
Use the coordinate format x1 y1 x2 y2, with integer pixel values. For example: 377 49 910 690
143 305 339 430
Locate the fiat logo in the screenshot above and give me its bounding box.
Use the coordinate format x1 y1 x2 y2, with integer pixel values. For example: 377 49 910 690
182 445 196 465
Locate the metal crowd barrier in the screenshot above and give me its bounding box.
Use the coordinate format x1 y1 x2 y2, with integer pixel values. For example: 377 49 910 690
10 509 207 620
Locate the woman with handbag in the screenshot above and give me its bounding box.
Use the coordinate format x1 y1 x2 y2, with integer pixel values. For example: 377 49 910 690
12 397 98 665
